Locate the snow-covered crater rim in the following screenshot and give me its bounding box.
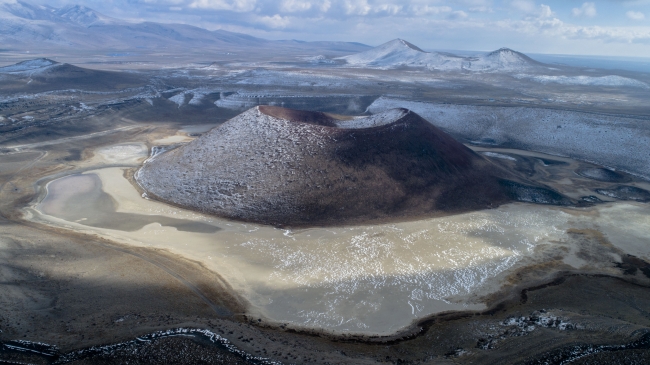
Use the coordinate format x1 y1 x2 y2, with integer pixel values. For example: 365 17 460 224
333 108 410 129
256 106 410 130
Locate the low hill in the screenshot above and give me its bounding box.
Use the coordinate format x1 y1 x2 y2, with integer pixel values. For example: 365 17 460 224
338 39 545 72
0 58 147 92
463 47 544 72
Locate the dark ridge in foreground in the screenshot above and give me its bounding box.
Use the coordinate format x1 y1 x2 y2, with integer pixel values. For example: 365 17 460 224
137 106 569 226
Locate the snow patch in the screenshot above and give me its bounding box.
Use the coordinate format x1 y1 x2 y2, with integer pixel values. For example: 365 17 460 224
516 74 649 89
481 152 516 161
301 55 336 64
334 109 407 129
168 92 186 107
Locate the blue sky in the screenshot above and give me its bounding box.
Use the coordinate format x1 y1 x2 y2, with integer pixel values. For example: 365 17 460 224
24 0 650 56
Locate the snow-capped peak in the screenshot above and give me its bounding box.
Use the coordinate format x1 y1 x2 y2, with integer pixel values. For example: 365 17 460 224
340 38 427 64
486 48 535 63
337 38 464 71
487 47 518 56
55 5 114 27
395 39 426 52
0 58 59 73
0 1 115 27
0 0 55 20
463 47 541 72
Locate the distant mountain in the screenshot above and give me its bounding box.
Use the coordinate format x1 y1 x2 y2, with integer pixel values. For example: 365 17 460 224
0 0 369 54
0 58 147 92
338 39 545 72
337 39 465 71
463 48 544 72
0 58 58 73
54 5 118 27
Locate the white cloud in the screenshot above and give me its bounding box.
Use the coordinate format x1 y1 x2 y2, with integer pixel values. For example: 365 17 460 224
280 0 311 12
255 14 291 28
410 5 452 15
468 6 492 13
189 0 256 12
509 0 536 14
409 5 452 16
319 0 331 12
496 14 650 46
374 3 402 15
448 10 468 20
342 0 371 15
627 11 645 21
18 0 650 57
538 4 553 18
572 2 597 18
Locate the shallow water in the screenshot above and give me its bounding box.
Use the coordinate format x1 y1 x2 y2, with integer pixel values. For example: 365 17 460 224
26 143 650 335
32 167 575 334
39 173 219 233
94 143 148 165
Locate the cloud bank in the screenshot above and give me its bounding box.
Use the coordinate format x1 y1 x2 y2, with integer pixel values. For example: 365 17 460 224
20 0 650 56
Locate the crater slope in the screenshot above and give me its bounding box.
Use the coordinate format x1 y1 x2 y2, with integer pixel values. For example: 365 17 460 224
137 106 556 226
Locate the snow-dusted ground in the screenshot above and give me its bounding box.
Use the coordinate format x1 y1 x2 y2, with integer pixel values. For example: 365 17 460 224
231 69 360 87
137 106 334 221
215 93 268 110
167 88 219 107
0 58 57 73
515 74 649 88
368 97 650 179
300 55 337 64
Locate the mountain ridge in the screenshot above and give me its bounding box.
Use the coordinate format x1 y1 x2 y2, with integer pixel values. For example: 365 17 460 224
0 0 370 54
